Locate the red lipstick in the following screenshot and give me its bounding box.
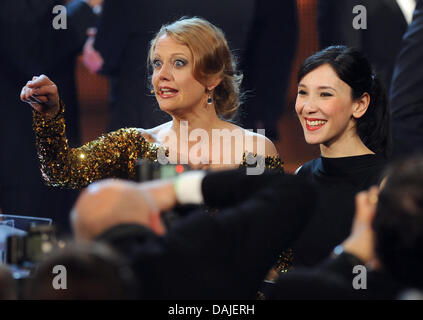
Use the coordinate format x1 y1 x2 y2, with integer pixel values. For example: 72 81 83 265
304 117 327 131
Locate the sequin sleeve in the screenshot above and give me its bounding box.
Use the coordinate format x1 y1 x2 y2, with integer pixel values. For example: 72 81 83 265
239 153 284 173
32 102 160 189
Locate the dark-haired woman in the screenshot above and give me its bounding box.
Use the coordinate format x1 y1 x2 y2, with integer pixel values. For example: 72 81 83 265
291 46 391 267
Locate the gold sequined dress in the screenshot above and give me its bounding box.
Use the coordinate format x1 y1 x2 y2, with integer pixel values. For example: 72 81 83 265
33 103 284 189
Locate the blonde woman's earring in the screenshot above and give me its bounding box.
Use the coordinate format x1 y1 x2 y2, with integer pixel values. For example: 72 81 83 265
207 91 213 104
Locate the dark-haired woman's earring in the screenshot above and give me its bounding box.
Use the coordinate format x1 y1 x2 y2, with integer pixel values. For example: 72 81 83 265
207 91 213 105
150 89 155 94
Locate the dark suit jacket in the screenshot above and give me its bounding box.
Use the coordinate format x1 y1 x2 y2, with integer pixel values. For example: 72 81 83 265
390 0 423 158
318 0 408 93
98 172 316 299
240 0 297 140
94 0 255 130
0 0 97 232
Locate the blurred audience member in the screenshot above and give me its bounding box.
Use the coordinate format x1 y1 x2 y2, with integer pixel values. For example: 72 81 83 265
372 157 423 290
0 0 99 232
271 156 423 299
25 241 136 299
71 170 315 299
71 179 165 241
390 0 423 157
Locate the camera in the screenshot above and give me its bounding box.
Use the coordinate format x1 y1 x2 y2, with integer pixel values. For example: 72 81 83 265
135 159 197 228
135 159 190 182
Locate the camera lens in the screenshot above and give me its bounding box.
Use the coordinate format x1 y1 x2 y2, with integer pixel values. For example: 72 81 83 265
26 225 57 263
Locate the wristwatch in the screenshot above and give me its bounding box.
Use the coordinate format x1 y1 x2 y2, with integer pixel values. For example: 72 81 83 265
331 245 365 266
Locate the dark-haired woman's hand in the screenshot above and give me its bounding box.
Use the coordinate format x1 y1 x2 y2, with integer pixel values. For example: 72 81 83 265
20 75 60 119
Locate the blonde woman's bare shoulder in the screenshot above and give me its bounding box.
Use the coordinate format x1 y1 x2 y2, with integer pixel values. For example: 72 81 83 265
242 127 279 157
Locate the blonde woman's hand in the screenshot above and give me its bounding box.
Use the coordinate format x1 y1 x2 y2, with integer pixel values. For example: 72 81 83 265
20 75 60 118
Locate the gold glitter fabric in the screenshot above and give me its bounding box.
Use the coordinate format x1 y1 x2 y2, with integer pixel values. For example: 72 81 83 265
258 249 294 299
239 152 284 173
33 102 162 189
33 102 284 189
274 248 294 274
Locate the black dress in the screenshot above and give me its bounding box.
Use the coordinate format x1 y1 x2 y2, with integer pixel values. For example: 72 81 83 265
293 154 388 267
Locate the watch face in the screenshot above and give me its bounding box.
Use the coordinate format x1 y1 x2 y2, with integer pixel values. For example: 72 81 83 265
333 245 344 256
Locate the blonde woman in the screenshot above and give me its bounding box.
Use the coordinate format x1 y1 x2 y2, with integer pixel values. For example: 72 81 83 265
21 17 283 189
